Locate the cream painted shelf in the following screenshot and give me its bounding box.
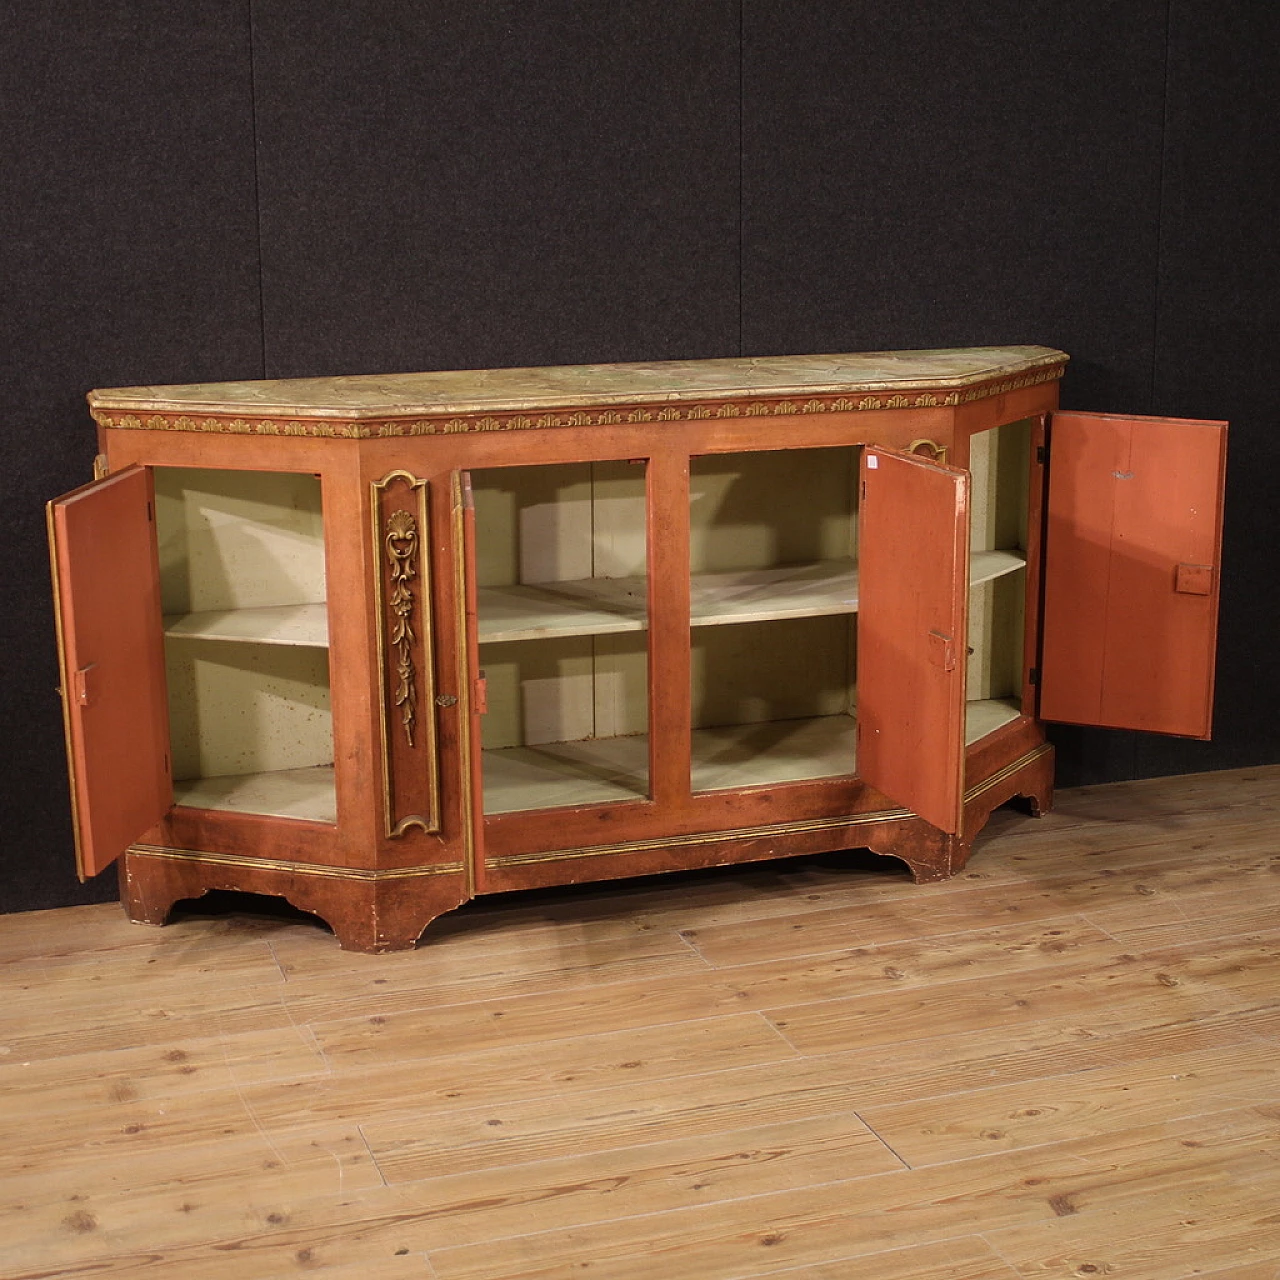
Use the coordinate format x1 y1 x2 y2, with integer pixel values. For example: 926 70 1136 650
482 734 649 814
691 561 857 627
477 579 646 643
173 764 336 823
965 697 1022 743
483 701 1024 815
163 602 330 648
691 714 857 792
479 553 1025 645
968 549 1026 587
481 715 861 814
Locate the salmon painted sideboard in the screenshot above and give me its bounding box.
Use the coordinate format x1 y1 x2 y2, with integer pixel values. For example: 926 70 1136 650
47 347 1227 950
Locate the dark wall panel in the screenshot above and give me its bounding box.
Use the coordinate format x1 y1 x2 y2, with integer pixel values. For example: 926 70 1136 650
740 0 1167 414
1 2 261 913
1138 0 1280 777
251 1 741 377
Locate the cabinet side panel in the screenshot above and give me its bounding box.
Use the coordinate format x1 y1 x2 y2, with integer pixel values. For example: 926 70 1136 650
47 468 171 878
857 449 969 833
1041 413 1226 738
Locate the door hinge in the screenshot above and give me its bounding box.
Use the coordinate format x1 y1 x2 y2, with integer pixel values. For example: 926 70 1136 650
1036 444 1048 465
474 674 488 715
1028 666 1040 686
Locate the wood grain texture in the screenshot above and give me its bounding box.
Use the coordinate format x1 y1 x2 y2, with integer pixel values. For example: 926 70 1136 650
0 765 1276 1279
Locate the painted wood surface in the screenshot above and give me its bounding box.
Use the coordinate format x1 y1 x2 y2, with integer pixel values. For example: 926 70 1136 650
46 467 171 878
857 447 970 834
1039 412 1227 738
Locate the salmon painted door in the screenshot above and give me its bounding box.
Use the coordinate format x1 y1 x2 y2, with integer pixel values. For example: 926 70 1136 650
857 446 970 834
47 467 171 878
1039 413 1227 739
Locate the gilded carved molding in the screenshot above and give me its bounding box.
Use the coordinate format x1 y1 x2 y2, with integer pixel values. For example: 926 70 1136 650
384 508 420 748
372 471 440 838
90 365 1066 439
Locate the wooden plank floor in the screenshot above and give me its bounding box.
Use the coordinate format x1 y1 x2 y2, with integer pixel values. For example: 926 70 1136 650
1 765 1277 1279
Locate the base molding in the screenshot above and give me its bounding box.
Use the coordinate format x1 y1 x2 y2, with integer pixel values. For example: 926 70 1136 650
120 742 1056 952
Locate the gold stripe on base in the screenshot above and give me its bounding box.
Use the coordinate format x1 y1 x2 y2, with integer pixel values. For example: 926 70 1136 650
485 806 914 871
130 746 1052 882
965 743 1053 802
127 844 464 882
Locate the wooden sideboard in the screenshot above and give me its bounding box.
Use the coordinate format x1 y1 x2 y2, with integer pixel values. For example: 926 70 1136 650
47 347 1227 950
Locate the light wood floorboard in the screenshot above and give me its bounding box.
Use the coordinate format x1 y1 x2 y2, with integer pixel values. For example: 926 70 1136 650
0 765 1277 1278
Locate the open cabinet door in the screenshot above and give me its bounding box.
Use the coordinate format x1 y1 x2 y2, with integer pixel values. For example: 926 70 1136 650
1039 412 1227 739
452 470 486 889
47 466 171 878
858 446 970 834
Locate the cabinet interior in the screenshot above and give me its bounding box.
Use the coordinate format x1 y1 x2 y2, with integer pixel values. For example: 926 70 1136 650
470 461 650 814
965 419 1032 742
466 431 1034 815
689 447 859 791
154 467 335 822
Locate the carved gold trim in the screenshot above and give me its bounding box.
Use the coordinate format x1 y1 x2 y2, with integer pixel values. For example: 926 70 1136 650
90 365 1067 439
372 471 440 838
385 507 420 747
127 844 464 881
907 438 949 464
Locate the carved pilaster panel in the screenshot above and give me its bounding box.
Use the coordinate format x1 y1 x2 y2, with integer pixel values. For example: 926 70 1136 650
372 471 440 836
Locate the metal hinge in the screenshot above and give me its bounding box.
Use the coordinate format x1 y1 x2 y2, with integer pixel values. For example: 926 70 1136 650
1036 444 1048 465
1028 666 1040 686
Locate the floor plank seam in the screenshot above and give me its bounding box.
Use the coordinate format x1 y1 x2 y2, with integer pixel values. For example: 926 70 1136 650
852 1110 913 1171
358 1122 389 1188
977 1227 1029 1278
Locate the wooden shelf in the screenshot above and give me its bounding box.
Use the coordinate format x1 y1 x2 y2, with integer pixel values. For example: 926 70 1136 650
163 602 330 648
477 579 646 643
969 549 1026 587
482 735 649 814
482 703 1024 815
965 697 1022 743
691 561 857 627
172 764 336 823
691 714 856 791
479 552 1025 645
481 715 861 813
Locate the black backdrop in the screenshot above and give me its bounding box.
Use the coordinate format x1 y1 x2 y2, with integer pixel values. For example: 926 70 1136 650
4 1 1276 914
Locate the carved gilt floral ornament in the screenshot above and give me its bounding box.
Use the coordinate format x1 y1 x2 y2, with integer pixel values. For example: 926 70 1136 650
371 471 440 838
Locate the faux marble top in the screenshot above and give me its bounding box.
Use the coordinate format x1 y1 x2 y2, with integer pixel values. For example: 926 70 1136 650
90 346 1068 420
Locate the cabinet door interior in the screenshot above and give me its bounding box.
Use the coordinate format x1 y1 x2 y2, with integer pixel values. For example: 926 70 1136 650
965 418 1034 743
47 466 171 877
1039 412 1227 738
857 446 970 834
687 446 859 792
154 467 336 822
468 460 650 814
